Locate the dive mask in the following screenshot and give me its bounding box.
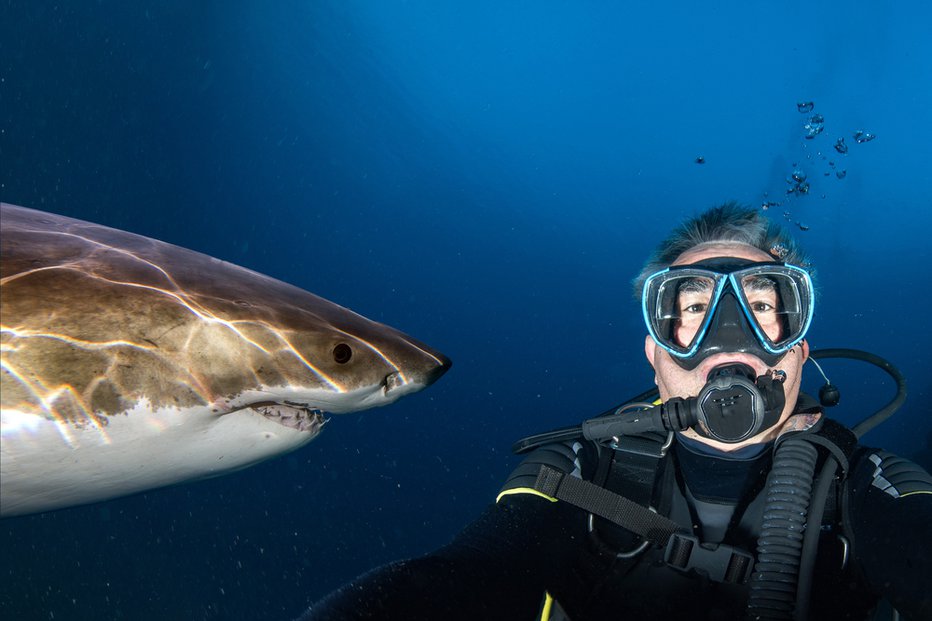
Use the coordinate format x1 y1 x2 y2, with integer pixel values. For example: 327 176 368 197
642 257 814 370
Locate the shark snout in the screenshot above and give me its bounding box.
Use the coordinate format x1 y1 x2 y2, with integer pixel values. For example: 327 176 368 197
423 351 452 386
384 351 451 395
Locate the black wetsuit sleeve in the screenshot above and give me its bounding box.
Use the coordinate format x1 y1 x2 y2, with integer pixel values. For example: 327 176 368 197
847 449 932 620
296 494 588 621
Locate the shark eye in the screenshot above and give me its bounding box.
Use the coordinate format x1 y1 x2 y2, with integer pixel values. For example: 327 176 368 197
332 343 353 364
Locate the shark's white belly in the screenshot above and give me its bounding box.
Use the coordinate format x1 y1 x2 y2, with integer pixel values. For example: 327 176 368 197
0 403 318 517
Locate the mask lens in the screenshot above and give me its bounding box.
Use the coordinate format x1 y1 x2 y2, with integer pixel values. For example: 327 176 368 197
734 266 812 351
644 270 723 355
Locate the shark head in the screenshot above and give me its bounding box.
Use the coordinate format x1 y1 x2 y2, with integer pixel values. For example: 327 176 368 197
0 204 451 517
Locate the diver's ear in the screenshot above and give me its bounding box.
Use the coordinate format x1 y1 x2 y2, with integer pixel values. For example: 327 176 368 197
799 339 810 362
644 335 658 369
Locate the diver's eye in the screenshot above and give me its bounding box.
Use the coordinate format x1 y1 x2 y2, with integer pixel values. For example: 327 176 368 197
750 301 775 313
332 343 353 364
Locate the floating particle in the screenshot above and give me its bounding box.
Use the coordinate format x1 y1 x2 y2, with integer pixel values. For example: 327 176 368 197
791 169 807 183
761 200 781 210
695 156 705 164
783 211 793 220
804 114 825 139
834 138 848 154
836 169 847 179
853 130 876 143
797 222 810 231
797 101 815 113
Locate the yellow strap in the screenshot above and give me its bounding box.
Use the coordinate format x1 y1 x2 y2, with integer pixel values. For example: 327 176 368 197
539 591 554 621
495 487 558 504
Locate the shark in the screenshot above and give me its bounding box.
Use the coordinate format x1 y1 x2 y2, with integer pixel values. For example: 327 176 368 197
0 203 451 517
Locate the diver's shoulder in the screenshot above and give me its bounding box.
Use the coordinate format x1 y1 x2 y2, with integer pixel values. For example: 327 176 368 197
848 446 932 500
499 439 595 497
808 417 932 495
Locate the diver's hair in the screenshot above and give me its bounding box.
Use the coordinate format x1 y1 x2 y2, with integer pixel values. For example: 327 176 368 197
632 201 812 299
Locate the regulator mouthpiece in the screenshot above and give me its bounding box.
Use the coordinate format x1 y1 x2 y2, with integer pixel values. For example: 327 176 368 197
579 363 788 444
692 363 787 443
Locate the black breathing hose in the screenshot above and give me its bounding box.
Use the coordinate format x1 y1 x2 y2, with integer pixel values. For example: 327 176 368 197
745 437 819 621
808 348 907 438
794 456 840 620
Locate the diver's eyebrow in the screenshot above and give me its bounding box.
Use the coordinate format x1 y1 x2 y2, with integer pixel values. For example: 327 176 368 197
743 275 778 291
679 277 713 293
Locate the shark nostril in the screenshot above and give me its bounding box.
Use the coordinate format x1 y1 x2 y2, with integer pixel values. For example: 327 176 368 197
384 372 405 393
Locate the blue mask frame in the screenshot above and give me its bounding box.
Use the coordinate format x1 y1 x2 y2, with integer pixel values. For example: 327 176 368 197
642 260 814 366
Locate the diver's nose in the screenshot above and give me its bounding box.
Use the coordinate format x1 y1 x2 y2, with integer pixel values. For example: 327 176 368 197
702 291 758 354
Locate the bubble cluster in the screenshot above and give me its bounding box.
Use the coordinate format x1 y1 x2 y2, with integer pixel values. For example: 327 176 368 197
757 101 878 232
804 114 825 139
786 169 810 196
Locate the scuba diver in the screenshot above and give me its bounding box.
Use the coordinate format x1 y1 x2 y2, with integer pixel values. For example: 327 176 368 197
297 203 932 620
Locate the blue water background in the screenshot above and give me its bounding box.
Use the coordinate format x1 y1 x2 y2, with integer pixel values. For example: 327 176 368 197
1 2 930 619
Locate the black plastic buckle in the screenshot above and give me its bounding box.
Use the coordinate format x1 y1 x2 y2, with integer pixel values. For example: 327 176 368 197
663 533 754 584
609 430 674 458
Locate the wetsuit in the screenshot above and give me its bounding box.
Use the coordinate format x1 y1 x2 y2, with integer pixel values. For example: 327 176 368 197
298 401 932 621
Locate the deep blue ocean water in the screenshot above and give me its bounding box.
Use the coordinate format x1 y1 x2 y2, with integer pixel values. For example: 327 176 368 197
1 2 930 619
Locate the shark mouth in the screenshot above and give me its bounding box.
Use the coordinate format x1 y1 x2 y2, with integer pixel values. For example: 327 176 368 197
249 402 329 433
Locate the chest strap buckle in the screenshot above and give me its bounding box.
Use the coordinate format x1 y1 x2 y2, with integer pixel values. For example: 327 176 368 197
664 533 755 584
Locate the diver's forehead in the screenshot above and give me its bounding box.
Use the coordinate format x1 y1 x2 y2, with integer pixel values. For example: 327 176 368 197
672 242 773 267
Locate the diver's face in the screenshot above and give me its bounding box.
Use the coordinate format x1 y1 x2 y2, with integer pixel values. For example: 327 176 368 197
673 274 785 349
644 242 809 451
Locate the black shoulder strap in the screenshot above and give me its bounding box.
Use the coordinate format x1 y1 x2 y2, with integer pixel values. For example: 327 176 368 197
602 432 671 507
532 464 681 545
511 432 677 544
807 417 858 474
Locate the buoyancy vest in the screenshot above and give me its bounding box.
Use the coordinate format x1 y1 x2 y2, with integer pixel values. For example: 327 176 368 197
497 399 873 620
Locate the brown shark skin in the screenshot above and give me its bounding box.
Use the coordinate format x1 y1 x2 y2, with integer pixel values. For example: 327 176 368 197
0 203 450 427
